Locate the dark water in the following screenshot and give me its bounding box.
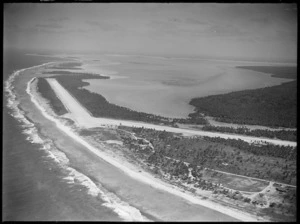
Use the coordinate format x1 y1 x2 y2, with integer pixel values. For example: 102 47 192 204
2 49 122 221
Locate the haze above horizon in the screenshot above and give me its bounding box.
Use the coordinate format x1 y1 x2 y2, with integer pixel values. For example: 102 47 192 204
4 3 297 62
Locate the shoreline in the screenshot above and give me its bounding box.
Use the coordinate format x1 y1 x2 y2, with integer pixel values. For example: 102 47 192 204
26 64 267 221
81 58 295 121
46 59 296 133
62 60 296 140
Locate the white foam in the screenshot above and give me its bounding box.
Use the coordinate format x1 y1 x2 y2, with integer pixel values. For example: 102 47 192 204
50 148 70 164
46 150 61 163
62 176 75 184
65 167 150 221
4 63 71 166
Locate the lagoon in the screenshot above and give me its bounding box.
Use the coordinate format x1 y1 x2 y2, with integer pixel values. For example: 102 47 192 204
81 55 292 118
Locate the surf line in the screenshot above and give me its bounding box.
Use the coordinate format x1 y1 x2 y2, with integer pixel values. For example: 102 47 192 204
4 59 151 221
5 67 149 222
6 61 154 221
27 76 262 222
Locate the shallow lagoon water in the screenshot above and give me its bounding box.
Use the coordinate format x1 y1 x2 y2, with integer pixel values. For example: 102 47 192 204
81 55 292 118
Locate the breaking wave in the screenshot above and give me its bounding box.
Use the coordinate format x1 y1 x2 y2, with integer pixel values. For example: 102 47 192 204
4 64 150 222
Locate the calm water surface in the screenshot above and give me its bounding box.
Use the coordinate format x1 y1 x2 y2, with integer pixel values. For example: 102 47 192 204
81 55 292 118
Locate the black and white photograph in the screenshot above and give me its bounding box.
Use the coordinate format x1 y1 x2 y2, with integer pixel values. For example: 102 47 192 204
3 2 297 221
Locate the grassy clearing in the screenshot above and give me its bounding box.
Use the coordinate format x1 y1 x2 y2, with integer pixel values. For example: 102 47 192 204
204 170 268 192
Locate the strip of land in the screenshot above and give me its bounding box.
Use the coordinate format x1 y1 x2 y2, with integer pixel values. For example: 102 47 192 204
46 78 296 147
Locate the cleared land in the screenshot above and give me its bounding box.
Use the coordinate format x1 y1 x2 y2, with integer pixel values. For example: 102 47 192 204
201 125 296 141
43 70 295 140
45 78 296 147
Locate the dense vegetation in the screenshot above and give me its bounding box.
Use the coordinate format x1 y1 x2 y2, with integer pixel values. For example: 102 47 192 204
119 126 296 185
116 126 296 221
236 66 297 79
202 125 296 141
43 72 207 125
189 81 296 128
36 78 68 116
201 136 296 160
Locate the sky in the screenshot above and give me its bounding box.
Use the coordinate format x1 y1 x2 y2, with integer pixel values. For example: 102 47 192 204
4 3 297 62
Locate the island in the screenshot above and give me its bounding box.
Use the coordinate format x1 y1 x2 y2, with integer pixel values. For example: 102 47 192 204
30 62 296 222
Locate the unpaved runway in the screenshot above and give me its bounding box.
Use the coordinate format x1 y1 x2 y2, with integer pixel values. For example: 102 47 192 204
46 78 296 147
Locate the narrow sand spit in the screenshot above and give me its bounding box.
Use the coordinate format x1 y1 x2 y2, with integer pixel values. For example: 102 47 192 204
28 77 266 222
46 78 296 147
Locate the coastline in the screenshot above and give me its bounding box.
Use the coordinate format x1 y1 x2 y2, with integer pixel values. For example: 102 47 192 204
6 65 151 221
81 57 294 120
26 63 267 221
6 60 295 221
